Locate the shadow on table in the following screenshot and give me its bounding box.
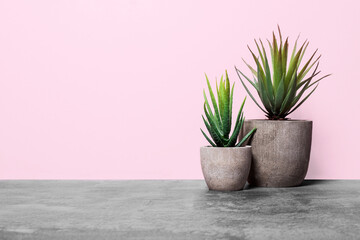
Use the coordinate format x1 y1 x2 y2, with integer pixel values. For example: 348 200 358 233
243 180 329 189
299 180 329 187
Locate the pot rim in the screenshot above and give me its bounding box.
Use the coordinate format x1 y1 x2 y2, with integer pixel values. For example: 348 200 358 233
245 119 312 123
200 145 252 149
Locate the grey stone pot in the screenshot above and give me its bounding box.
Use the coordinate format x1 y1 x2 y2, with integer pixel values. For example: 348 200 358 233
200 146 252 191
242 120 312 187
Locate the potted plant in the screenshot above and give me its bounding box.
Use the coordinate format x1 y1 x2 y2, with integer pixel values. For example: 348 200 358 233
200 70 256 191
235 27 330 187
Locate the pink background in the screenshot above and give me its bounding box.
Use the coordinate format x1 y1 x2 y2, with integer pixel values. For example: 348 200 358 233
0 0 359 179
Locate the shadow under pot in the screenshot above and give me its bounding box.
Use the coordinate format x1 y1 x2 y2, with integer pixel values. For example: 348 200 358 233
200 146 252 191
241 120 312 187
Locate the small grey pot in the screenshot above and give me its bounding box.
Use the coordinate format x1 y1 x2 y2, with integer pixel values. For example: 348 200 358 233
200 146 252 191
242 120 312 187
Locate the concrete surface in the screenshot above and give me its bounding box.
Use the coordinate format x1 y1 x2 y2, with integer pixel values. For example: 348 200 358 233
0 180 359 240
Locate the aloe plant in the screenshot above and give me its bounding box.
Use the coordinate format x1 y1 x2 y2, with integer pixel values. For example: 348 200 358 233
201 70 256 147
235 27 330 120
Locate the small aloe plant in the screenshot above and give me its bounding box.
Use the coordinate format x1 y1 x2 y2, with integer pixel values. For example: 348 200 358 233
235 26 330 120
201 70 256 147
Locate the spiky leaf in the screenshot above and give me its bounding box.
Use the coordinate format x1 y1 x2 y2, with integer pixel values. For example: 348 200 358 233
235 27 330 119
201 72 256 147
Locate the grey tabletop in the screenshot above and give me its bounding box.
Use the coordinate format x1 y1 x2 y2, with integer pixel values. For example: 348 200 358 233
0 180 359 240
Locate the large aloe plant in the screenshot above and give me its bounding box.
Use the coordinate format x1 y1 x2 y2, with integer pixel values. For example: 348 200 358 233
235 27 330 120
201 70 256 147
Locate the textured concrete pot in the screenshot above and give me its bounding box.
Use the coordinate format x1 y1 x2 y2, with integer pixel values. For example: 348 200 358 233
242 120 312 187
200 146 252 191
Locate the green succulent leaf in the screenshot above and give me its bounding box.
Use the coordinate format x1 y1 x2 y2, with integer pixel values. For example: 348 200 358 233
298 49 318 81
226 113 243 147
229 82 235 130
279 71 297 115
226 97 247 147
248 46 266 81
288 84 319 115
236 127 257 147
282 38 289 75
235 67 267 114
203 90 222 133
235 27 330 119
236 65 259 91
201 72 256 147
220 75 230 138
205 74 221 125
298 41 309 70
242 58 257 76
262 51 274 101
290 35 300 63
255 39 266 68
274 75 285 112
204 104 224 146
200 128 216 147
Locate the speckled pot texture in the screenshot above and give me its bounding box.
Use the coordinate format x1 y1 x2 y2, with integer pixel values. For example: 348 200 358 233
200 146 252 191
242 120 312 188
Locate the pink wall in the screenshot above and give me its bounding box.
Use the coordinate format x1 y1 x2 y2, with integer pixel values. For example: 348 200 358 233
0 0 359 179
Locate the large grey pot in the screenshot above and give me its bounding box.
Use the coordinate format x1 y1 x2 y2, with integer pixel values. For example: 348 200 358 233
200 146 252 191
242 120 312 187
